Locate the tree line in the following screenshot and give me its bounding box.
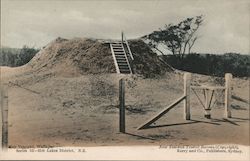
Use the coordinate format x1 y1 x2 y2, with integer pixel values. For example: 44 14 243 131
162 53 250 77
142 15 249 77
0 46 39 67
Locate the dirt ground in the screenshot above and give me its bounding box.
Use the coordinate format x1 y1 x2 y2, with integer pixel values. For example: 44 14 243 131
0 66 249 148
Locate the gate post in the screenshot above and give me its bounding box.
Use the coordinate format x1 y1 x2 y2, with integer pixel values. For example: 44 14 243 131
119 79 125 133
225 73 232 118
184 73 191 120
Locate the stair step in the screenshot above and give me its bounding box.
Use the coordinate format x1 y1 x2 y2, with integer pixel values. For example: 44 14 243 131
115 55 126 58
111 46 122 48
116 59 126 61
120 69 130 72
116 55 126 57
111 45 122 47
115 54 126 56
118 63 129 65
115 55 126 57
119 67 130 70
117 61 127 63
113 50 124 52
120 68 130 71
118 64 129 68
117 61 127 64
114 53 125 55
120 70 131 73
119 67 129 70
110 42 132 74
113 48 124 52
114 52 125 54
116 58 126 61
118 61 128 64
116 57 126 60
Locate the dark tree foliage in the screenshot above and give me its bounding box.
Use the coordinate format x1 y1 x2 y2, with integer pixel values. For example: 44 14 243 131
162 53 250 77
143 15 203 58
0 46 39 67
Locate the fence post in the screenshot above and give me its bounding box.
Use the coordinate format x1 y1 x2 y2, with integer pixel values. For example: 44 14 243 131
225 73 232 118
119 79 125 133
1 85 8 151
184 73 191 120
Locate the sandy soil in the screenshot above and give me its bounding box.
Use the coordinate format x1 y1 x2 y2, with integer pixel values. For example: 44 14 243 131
0 66 249 148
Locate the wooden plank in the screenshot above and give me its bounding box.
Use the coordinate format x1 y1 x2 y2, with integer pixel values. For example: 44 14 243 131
110 44 120 74
184 73 191 120
137 95 186 130
191 85 225 90
225 73 232 118
124 34 134 60
191 88 206 109
204 89 212 119
208 90 214 109
119 79 125 133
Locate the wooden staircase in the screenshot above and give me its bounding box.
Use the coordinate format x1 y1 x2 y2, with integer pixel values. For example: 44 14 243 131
110 42 132 74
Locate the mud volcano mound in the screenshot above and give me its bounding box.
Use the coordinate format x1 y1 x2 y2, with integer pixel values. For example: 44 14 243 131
28 37 172 77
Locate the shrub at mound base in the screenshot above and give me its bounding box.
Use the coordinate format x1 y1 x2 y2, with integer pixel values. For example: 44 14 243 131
128 39 172 77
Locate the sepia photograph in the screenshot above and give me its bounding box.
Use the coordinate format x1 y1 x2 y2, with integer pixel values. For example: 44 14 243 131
0 0 249 160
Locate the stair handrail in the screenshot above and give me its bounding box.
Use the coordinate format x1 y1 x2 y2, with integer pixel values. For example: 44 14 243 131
122 32 134 61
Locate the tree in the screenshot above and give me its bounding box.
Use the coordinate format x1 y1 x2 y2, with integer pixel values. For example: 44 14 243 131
0 46 39 66
17 45 39 66
144 15 204 58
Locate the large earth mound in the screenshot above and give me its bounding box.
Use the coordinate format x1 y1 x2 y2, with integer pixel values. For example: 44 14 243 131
26 37 172 77
1 38 249 148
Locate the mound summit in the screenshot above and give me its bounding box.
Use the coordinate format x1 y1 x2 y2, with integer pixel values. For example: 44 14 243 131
27 37 173 77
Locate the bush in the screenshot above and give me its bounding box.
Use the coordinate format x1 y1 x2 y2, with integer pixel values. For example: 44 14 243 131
162 53 250 77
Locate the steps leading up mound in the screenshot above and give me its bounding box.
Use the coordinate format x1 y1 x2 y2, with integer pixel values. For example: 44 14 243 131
110 42 132 74
26 37 173 77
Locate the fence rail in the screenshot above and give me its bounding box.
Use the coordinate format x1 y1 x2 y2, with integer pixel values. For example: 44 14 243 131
121 32 134 61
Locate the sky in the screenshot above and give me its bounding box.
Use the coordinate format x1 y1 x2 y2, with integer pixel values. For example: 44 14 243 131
1 0 249 54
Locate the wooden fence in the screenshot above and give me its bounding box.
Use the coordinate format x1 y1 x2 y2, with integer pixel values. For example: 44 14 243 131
118 73 233 131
